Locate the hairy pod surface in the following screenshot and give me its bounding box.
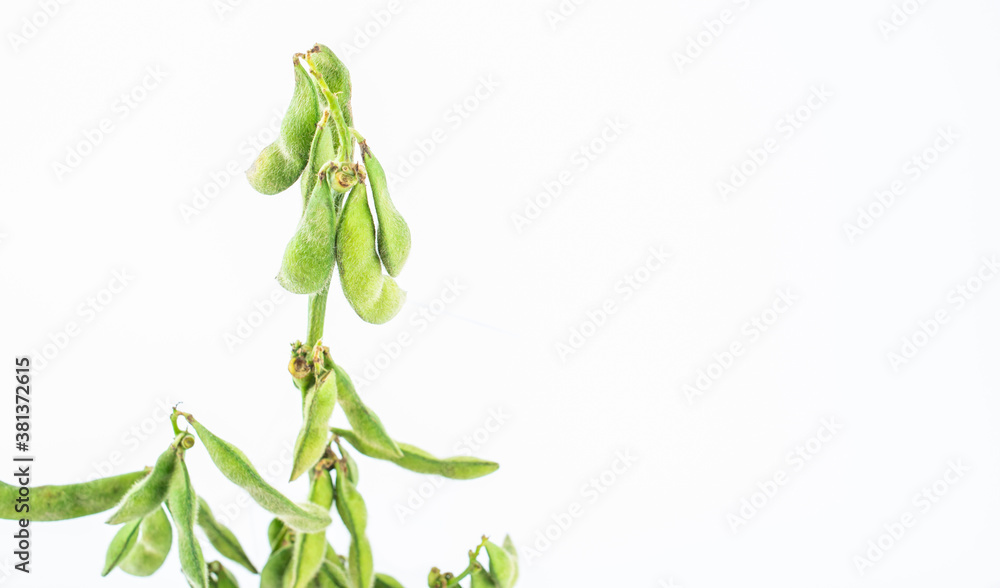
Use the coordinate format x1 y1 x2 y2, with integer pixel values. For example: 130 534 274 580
197 497 258 573
373 573 405 588
0 470 148 521
484 539 518 588
209 561 240 588
101 518 141 576
187 416 332 533
307 44 353 127
285 468 334 588
334 466 373 588
301 111 338 208
335 182 406 324
166 458 208 588
469 564 498 588
332 428 497 480
278 176 337 295
291 371 338 481
318 560 351 588
106 445 179 525
118 506 173 577
269 518 290 553
360 142 410 277
247 59 321 195
330 364 402 460
261 546 293 588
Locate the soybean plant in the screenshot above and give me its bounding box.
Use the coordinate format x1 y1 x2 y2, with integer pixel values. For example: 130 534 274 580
1 43 518 588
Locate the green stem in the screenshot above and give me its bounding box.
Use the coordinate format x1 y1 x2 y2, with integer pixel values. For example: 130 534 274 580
306 291 328 348
445 537 489 587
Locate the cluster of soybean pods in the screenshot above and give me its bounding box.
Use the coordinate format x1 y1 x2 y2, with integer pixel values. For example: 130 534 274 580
0 44 519 588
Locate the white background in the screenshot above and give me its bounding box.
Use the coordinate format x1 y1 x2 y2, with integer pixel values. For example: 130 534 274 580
2 0 999 586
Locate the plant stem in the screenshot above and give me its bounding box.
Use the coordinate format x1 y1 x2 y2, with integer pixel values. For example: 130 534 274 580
307 291 328 348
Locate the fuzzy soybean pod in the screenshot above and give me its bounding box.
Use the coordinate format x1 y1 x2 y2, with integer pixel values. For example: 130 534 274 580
360 142 410 277
335 181 406 324
307 44 353 127
0 469 148 521
330 364 402 460
101 517 141 576
300 110 337 207
119 506 173 577
469 563 498 588
284 468 334 588
247 58 320 195
185 415 332 533
290 370 338 481
269 518 290 553
332 428 498 480
166 458 209 588
334 465 373 588
261 546 293 588
373 573 405 588
318 560 351 588
484 539 518 588
197 497 258 573
278 176 337 296
208 561 240 588
106 444 179 524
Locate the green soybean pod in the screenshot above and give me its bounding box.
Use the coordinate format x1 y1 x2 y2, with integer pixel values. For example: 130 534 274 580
307 44 353 127
285 468 334 588
501 536 518 586
318 560 351 588
278 176 336 295
335 181 406 325
261 546 293 588
330 364 402 460
185 415 332 533
360 142 410 277
290 371 338 481
106 445 179 524
469 564 498 588
300 110 337 207
374 573 405 588
209 562 240 588
332 428 497 480
197 497 258 573
484 540 517 588
166 458 208 588
334 466 373 588
119 506 173 577
0 469 148 521
101 517 141 576
341 444 359 486
247 57 320 195
269 518 290 552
